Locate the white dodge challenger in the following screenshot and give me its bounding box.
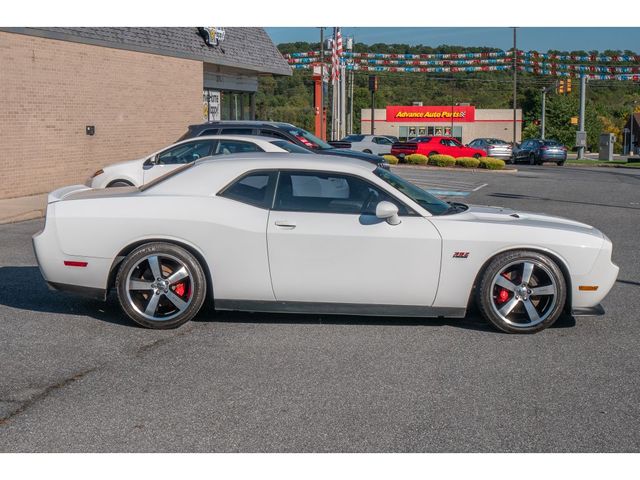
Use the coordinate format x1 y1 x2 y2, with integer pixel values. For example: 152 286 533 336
33 154 618 333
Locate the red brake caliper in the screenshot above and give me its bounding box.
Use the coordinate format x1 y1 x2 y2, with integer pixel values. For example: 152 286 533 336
174 282 186 297
497 288 510 304
496 272 511 304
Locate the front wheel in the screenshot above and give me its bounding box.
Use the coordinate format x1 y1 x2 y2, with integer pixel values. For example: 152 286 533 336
115 242 207 329
428 151 439 157
473 153 481 159
529 153 536 165
476 250 567 333
557 160 565 166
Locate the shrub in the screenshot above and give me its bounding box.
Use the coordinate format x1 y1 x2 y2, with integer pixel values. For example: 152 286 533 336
455 157 481 168
428 154 456 167
405 154 428 165
382 154 399 165
479 157 506 170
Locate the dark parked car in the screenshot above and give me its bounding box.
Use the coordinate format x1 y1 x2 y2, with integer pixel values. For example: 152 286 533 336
513 139 568 165
468 138 513 163
177 121 389 169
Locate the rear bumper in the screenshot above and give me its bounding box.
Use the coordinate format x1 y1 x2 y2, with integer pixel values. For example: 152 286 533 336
541 152 567 160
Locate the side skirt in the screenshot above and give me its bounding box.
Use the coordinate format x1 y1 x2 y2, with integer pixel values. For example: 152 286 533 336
47 282 107 301
215 299 466 318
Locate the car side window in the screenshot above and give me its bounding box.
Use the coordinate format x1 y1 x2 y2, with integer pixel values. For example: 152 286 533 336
374 136 392 145
218 171 277 209
273 171 409 216
214 140 264 155
259 129 288 140
156 141 213 165
220 128 255 135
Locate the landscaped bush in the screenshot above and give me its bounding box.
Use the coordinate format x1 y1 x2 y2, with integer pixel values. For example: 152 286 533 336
455 157 481 168
479 157 506 170
428 154 456 167
405 154 428 165
382 154 399 165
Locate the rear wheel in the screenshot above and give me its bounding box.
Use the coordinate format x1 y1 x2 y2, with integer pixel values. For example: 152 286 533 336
363 149 372 154
473 153 481 159
476 250 566 333
115 242 207 329
428 151 439 157
557 160 565 166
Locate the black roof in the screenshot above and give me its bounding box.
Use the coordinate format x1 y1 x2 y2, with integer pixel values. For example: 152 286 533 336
189 120 295 129
1 27 291 76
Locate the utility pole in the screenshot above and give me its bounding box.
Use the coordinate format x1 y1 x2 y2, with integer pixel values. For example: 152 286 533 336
541 87 546 139
577 75 587 159
319 27 324 139
540 82 555 140
512 27 517 146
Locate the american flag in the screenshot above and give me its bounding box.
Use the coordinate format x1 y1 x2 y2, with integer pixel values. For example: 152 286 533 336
331 28 342 81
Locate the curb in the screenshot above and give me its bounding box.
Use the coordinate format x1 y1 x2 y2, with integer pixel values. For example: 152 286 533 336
0 209 45 225
392 164 518 174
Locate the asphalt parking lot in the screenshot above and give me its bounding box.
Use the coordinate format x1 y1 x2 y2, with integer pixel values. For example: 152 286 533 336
0 164 639 452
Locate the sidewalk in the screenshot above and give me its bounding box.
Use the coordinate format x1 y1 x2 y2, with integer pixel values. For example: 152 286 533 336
0 193 47 225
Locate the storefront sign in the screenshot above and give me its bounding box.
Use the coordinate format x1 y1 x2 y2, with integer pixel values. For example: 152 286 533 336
203 90 221 121
386 105 475 122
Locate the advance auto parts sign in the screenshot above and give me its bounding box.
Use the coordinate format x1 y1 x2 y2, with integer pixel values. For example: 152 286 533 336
386 105 475 122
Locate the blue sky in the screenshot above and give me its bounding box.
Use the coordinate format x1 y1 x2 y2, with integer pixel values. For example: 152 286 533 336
266 28 640 52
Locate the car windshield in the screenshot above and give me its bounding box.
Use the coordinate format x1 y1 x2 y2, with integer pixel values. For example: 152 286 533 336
270 140 312 154
286 128 334 150
374 168 451 216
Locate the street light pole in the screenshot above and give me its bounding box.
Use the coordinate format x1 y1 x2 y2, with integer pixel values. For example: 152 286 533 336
512 27 517 146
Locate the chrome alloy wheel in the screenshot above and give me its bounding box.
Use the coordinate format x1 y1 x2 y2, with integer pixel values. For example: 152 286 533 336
125 253 193 322
489 260 558 328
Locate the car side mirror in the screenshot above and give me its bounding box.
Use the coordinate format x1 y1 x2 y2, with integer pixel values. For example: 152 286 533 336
143 157 156 168
376 201 401 225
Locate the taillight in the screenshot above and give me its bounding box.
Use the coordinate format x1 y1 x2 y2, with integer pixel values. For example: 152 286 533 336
540 146 548 150
295 135 315 148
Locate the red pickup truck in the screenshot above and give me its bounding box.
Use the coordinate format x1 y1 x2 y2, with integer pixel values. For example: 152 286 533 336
391 136 487 159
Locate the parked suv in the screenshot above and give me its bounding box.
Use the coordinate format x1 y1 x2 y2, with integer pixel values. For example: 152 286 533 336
513 139 567 165
178 121 389 169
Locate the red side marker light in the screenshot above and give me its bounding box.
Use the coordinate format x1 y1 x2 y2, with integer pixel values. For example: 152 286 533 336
64 261 88 267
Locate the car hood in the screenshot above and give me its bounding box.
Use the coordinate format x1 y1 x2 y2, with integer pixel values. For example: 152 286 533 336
103 157 147 171
458 204 602 237
320 148 385 163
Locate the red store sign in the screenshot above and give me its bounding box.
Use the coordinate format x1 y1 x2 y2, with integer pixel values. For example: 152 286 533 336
386 105 476 122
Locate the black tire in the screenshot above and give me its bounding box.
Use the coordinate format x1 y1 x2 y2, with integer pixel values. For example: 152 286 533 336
428 151 439 157
557 160 565 166
473 153 481 159
476 250 567 334
115 242 207 329
529 153 536 165
107 180 134 188
363 149 372 154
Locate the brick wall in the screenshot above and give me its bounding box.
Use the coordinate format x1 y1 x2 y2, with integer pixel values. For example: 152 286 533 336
0 31 203 199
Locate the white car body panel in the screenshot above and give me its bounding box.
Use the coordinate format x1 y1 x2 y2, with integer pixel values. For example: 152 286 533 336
34 153 618 318
347 135 393 156
267 212 441 305
89 135 292 188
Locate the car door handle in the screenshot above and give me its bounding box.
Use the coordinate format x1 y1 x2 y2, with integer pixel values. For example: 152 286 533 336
274 220 296 229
